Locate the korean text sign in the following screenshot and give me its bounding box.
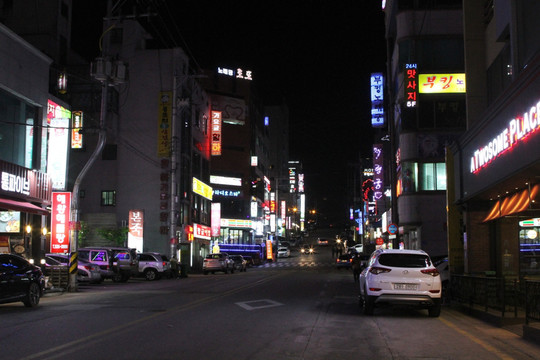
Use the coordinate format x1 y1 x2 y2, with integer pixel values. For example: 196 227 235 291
51 192 71 253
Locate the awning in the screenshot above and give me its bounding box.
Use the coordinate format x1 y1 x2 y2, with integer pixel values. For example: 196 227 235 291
0 198 49 216
483 184 540 222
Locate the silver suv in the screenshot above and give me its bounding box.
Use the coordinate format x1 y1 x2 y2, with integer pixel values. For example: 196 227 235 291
136 252 171 281
359 249 442 317
203 253 234 275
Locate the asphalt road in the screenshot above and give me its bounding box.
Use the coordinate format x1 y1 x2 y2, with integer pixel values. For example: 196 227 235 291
1 238 540 360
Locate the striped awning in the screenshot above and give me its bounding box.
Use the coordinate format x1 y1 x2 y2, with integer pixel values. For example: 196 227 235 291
483 184 540 222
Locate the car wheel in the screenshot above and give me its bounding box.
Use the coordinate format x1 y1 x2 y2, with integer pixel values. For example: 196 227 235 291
363 288 375 316
112 273 122 282
23 282 41 308
428 299 441 317
144 268 158 281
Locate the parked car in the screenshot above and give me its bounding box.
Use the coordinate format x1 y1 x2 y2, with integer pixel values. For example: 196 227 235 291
300 244 314 254
78 247 138 282
136 252 171 280
348 243 364 253
229 255 247 272
203 253 234 274
0 254 45 307
336 253 352 269
45 254 102 283
359 249 442 317
277 246 290 258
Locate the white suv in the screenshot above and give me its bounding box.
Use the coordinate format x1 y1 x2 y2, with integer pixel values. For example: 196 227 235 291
359 249 442 317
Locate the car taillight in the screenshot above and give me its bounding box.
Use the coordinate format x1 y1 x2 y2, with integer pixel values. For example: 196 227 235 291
421 268 440 277
162 261 167 266
369 266 391 275
84 265 91 270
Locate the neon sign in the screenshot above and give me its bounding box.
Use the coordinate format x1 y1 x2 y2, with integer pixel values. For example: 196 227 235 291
470 99 540 173
371 73 385 127
404 64 418 108
211 111 222 156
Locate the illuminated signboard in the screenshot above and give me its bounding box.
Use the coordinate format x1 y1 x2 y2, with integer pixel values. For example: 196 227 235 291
217 67 253 81
71 111 83 149
220 218 253 228
270 192 276 213
127 210 144 253
213 189 241 197
251 201 258 218
404 64 418 108
50 192 70 253
210 175 242 187
1 170 30 196
251 156 258 166
298 173 305 193
211 111 222 156
371 72 385 127
266 239 273 260
470 99 540 173
158 92 172 157
418 73 466 93
288 167 296 193
373 144 384 203
281 200 286 220
194 223 211 240
211 203 221 237
192 177 213 200
47 100 70 190
520 218 540 227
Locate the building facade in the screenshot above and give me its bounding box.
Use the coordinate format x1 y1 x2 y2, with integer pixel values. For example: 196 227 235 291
384 0 465 257
450 1 540 278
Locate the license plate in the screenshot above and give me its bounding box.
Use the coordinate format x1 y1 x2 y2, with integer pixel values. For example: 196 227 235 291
394 283 418 290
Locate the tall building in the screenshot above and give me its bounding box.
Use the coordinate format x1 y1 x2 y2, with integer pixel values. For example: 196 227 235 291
384 0 465 257
450 1 540 277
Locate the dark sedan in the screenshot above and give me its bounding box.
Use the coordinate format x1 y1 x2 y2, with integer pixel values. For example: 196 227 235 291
0 254 45 307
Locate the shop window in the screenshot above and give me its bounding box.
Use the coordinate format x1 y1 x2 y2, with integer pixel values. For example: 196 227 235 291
101 190 116 206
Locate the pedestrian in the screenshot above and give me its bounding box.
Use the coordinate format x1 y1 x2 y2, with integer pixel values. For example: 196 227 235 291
170 256 179 279
352 253 362 282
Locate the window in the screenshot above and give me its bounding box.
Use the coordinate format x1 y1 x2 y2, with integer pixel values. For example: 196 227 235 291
402 162 446 192
101 190 116 206
420 163 446 191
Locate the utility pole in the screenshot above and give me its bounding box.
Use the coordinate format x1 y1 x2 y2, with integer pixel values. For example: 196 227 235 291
69 0 127 290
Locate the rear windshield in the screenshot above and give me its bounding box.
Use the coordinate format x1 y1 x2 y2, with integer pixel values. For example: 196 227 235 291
206 254 222 259
378 254 431 268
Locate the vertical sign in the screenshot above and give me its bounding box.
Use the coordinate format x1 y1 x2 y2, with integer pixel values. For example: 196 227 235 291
128 210 144 253
71 111 83 149
211 111 222 156
47 100 70 190
371 72 385 127
211 203 221 237
51 192 70 253
404 63 418 107
281 200 286 221
373 144 385 212
158 92 172 157
266 239 273 260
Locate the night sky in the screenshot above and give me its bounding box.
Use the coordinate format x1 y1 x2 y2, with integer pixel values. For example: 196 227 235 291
72 1 387 225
